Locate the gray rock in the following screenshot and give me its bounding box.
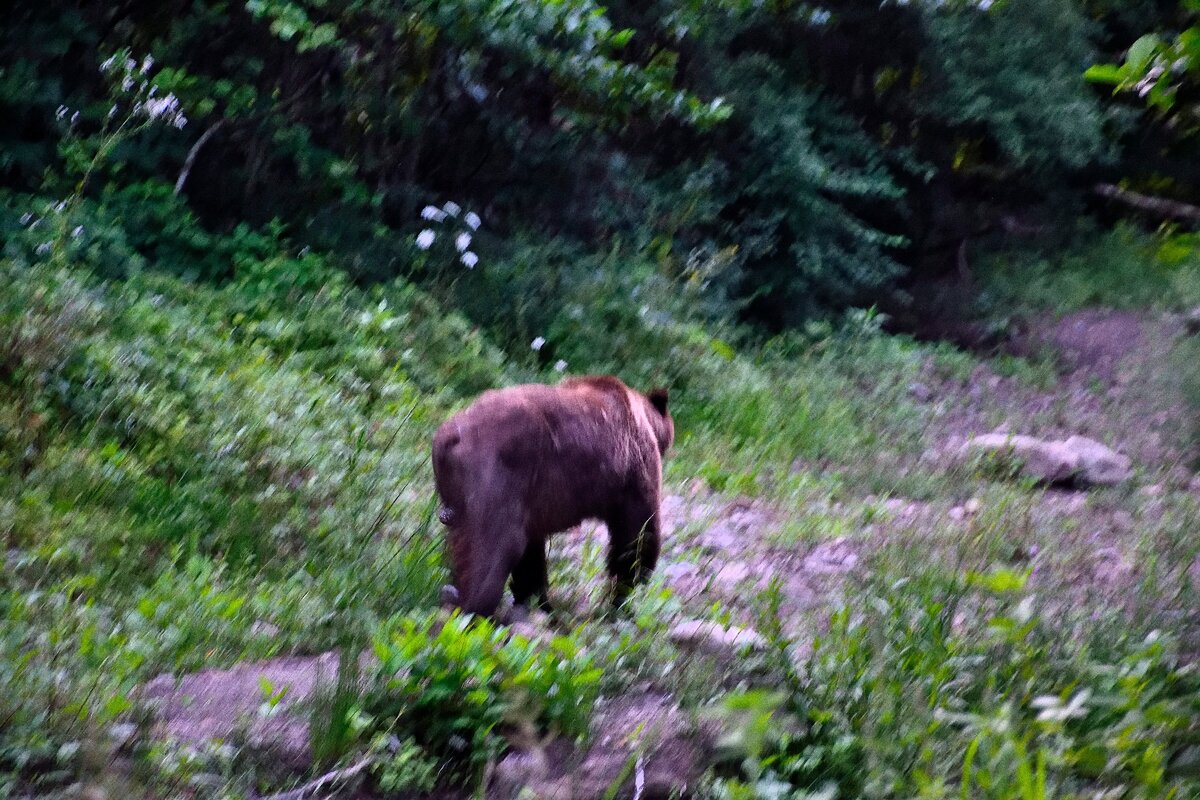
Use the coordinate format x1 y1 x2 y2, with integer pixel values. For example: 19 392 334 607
963 433 1131 486
668 619 766 654
1062 435 1133 485
966 433 1079 484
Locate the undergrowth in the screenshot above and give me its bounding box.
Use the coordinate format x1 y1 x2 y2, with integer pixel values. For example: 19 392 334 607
3 201 1200 798
709 564 1200 800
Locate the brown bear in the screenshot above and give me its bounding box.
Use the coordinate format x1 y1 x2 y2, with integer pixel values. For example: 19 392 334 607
431 375 673 618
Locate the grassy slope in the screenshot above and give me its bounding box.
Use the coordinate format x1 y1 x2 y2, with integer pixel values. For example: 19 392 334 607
3 228 1200 798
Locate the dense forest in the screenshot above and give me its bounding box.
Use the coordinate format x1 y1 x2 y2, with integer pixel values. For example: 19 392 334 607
3 1 1200 799
5 0 1200 335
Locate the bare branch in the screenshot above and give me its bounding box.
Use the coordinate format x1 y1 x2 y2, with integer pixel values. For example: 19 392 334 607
174 120 226 197
252 756 372 800
1094 183 1200 227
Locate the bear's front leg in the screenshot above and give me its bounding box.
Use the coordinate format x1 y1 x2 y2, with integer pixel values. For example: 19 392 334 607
510 540 552 613
454 525 525 619
605 502 661 608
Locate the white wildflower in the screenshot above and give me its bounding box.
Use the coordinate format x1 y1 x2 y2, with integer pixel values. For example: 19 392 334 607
531 336 546 351
443 201 461 217
122 75 134 92
143 93 179 121
56 105 68 120
420 205 446 222
72 226 84 238
141 55 154 74
54 201 67 213
554 359 568 372
100 55 116 73
174 115 187 129
455 232 471 252
125 58 136 72
460 251 478 269
109 104 119 119
416 229 436 249
464 211 482 230
70 111 79 125
35 242 52 255
19 213 32 225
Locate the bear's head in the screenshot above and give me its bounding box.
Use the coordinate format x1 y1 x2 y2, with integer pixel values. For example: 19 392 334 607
646 387 673 455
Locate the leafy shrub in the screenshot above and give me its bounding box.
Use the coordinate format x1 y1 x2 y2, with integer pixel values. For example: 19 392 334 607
0 255 508 789
355 612 602 780
714 566 1200 799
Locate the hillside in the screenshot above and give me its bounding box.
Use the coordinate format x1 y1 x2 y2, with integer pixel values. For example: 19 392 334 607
4 243 1200 798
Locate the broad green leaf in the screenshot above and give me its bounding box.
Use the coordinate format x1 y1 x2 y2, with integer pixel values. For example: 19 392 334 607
1127 34 1163 75
1083 64 1125 86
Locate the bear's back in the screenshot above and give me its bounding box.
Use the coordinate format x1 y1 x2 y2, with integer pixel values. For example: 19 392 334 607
442 378 655 478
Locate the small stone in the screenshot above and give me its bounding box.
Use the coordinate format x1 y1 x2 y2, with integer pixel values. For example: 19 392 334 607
964 498 982 515
948 505 967 521
907 381 934 402
1140 484 1164 497
669 619 766 654
108 722 139 747
250 620 280 638
803 538 859 574
1184 306 1200 335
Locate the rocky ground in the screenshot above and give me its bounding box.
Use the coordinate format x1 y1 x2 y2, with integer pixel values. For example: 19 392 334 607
136 308 1200 799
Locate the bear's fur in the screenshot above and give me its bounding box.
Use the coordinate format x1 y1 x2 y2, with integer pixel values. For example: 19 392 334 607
431 375 673 618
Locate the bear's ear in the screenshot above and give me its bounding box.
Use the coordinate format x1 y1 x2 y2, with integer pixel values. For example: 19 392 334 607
647 387 669 416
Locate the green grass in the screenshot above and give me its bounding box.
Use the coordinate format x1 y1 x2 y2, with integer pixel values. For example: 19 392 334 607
979 223 1200 316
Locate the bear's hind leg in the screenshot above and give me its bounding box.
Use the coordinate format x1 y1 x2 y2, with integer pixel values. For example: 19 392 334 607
510 540 552 612
605 503 661 608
